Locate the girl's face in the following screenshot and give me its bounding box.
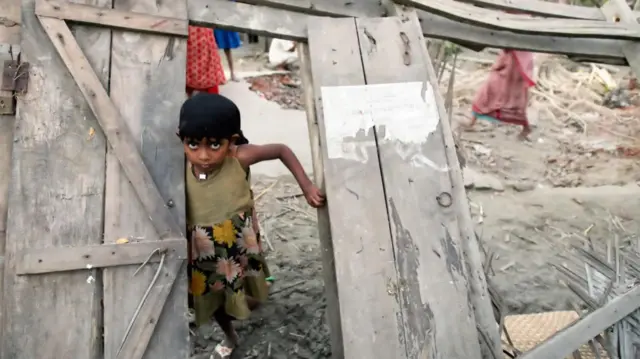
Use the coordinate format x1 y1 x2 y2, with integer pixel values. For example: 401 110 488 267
183 137 233 173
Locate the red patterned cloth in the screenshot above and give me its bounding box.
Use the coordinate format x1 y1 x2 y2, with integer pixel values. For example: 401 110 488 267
186 26 226 93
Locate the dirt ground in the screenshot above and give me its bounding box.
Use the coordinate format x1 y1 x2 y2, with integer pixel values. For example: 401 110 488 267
191 49 640 358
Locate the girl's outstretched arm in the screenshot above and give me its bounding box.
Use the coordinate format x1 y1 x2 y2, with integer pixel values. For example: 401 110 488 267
236 143 325 207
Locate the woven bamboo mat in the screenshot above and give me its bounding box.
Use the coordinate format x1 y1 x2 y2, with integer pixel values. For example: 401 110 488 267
503 311 610 359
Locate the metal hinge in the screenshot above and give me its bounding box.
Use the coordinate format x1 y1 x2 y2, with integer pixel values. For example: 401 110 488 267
1 57 30 116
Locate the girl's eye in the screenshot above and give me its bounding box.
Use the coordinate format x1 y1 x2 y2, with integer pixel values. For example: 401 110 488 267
187 143 198 150
210 143 221 150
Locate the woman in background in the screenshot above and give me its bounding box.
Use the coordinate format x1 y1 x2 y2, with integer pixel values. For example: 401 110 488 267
214 27 242 82
186 26 226 97
470 49 535 141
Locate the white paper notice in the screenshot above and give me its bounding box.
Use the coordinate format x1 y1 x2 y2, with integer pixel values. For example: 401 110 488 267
320 82 442 166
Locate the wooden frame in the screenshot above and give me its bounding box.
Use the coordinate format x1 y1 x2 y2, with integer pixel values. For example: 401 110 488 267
228 0 634 64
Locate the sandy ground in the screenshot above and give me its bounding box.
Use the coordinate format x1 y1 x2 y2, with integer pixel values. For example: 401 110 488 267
190 47 640 358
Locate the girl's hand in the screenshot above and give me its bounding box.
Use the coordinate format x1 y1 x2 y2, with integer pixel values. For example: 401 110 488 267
303 184 325 208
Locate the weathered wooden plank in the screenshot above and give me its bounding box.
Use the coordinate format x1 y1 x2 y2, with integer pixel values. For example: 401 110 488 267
600 0 640 80
36 0 188 37
189 0 314 41
298 42 343 359
0 0 21 44
0 42 17 358
354 16 483 359
416 11 628 63
225 0 630 64
402 0 640 39
520 286 640 359
237 0 385 17
308 17 405 359
16 239 187 275
103 0 188 357
389 7 503 359
454 0 606 20
0 0 110 356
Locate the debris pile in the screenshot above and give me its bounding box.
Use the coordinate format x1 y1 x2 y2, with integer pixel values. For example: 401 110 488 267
440 54 640 189
246 73 304 110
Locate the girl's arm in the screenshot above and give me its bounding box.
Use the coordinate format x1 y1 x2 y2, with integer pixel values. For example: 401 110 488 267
236 143 325 207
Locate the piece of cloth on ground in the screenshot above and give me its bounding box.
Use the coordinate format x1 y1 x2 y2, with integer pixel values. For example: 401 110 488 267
472 50 535 127
268 39 298 68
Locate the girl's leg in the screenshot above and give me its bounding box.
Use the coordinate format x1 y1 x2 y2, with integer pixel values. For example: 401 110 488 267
223 49 237 82
518 123 532 141
212 309 239 358
246 294 263 311
468 113 477 127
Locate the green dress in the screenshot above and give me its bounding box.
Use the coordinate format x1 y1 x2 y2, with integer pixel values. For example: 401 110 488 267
186 156 269 325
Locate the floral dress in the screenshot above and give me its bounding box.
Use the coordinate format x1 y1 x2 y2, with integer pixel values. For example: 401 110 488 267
186 156 269 325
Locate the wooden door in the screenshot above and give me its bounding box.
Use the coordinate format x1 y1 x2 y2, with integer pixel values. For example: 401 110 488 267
305 15 494 359
1 0 190 358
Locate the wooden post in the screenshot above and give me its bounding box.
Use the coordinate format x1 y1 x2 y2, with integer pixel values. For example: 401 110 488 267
1 0 110 356
298 42 344 359
0 42 17 359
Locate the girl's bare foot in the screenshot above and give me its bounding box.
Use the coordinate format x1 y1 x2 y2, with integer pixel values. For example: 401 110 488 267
467 115 477 128
230 73 239 82
517 126 532 142
212 337 237 359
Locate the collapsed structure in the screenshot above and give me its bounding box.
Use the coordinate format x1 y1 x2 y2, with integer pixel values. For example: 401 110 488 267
1 0 640 358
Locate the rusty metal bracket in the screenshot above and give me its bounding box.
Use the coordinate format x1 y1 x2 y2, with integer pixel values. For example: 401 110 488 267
2 59 30 93
1 59 30 116
0 94 13 115
400 31 411 66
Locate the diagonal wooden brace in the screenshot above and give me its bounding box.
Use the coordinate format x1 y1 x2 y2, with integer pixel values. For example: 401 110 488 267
519 285 640 359
38 16 185 359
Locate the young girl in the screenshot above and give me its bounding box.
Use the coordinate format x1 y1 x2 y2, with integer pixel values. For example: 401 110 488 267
180 93 324 358
186 26 226 97
470 49 535 141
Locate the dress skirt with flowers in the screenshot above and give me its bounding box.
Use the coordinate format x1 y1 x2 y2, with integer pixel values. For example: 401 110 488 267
188 211 269 326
